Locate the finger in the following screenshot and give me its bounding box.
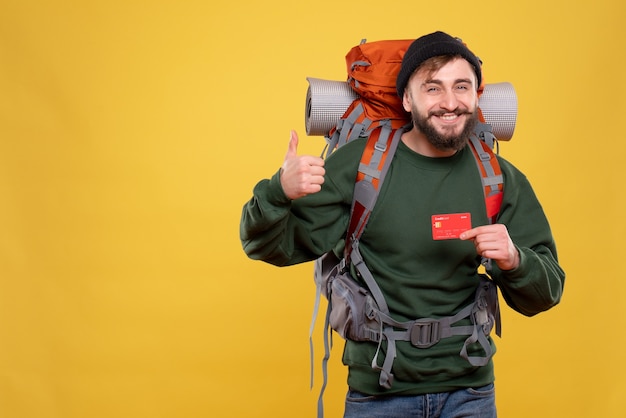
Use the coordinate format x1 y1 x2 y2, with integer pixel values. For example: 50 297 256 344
308 172 326 186
299 155 326 170
460 224 499 241
285 130 299 160
459 227 479 241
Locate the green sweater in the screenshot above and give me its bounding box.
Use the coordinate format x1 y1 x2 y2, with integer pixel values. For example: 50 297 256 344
240 137 565 395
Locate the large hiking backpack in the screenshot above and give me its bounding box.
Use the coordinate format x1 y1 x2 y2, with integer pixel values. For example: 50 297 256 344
305 38 516 417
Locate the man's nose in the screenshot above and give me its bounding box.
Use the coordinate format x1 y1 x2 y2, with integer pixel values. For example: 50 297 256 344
439 89 459 111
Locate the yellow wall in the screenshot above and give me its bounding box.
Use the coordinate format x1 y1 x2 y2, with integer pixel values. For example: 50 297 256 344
0 1 624 417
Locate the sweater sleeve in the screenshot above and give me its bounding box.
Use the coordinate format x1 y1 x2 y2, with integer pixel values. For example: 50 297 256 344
239 171 296 266
490 158 566 316
239 142 362 267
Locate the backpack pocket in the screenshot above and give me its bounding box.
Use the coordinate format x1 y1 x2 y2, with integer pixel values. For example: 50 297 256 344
328 272 381 342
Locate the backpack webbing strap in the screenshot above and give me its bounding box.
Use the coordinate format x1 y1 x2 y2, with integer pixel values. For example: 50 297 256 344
344 126 404 389
310 127 403 414
351 246 500 384
325 103 373 158
345 123 403 262
459 277 501 364
310 253 337 389
468 124 504 223
311 252 345 418
376 299 491 361
309 127 403 417
317 294 333 418
349 243 396 388
468 124 503 337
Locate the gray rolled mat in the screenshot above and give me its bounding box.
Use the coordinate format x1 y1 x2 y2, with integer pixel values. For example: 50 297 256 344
305 77 517 141
476 82 517 141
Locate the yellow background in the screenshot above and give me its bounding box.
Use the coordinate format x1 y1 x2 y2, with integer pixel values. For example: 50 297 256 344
0 0 624 417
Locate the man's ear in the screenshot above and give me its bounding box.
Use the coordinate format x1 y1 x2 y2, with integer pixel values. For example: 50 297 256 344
402 91 412 112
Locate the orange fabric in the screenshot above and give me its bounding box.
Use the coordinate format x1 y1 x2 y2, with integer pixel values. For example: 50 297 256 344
347 127 399 252
469 139 504 221
345 39 413 125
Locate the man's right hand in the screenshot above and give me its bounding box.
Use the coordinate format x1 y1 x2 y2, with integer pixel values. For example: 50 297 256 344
280 130 325 200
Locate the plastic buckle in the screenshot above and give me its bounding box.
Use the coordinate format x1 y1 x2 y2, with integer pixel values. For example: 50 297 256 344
374 141 387 153
410 319 441 348
471 300 493 336
338 257 348 274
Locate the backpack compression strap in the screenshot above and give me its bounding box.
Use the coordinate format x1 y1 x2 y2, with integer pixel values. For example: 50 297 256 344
325 102 372 158
324 102 409 159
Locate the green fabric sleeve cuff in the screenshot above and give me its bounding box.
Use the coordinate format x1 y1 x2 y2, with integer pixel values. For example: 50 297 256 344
265 169 291 205
499 246 530 280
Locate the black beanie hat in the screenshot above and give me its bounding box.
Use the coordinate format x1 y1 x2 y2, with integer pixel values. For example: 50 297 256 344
396 31 482 97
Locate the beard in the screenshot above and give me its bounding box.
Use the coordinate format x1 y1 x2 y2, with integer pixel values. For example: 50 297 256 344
411 104 478 152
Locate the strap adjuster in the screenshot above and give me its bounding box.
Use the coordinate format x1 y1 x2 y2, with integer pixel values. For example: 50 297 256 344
410 319 441 348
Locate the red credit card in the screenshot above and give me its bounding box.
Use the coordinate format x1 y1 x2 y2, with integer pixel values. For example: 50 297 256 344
432 213 472 240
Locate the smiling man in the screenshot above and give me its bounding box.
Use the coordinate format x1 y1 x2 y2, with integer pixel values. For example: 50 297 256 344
240 31 565 417
398 33 482 157
402 57 478 155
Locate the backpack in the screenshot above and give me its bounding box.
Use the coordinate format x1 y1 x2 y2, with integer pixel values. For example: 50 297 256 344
305 38 516 417
320 39 413 157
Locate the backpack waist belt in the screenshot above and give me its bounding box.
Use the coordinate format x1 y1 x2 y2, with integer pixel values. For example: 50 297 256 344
350 244 501 389
370 285 498 362
376 297 492 350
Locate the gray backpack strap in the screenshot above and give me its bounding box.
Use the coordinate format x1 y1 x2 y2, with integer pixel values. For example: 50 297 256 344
346 121 402 252
460 276 500 365
346 126 403 389
310 252 343 418
468 124 503 337
468 128 503 197
324 102 374 159
310 125 401 413
317 295 332 418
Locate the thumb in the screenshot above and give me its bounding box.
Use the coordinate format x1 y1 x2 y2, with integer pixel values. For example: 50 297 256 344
285 130 299 160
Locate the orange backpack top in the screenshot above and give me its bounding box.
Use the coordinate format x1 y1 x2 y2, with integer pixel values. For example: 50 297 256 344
342 40 412 124
321 39 412 156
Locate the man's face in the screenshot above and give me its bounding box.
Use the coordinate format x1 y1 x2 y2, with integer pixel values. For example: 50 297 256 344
403 58 479 152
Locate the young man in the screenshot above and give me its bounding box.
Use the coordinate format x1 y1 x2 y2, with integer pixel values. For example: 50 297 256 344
240 31 565 417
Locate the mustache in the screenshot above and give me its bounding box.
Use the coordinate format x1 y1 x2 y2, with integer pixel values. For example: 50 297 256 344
429 108 473 117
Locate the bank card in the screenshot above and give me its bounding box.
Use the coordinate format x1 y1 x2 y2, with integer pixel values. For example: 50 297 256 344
431 213 472 240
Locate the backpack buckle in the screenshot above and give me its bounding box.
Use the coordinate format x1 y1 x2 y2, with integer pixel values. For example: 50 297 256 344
472 296 494 336
410 319 441 348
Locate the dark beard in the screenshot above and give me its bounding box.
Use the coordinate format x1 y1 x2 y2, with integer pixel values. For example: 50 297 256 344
412 108 478 152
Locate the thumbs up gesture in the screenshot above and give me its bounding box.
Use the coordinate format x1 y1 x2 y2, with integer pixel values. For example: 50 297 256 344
280 130 325 200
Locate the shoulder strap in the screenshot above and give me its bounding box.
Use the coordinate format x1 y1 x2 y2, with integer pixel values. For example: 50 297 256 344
467 122 503 337
342 125 404 389
309 126 403 416
468 123 504 224
344 122 404 261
